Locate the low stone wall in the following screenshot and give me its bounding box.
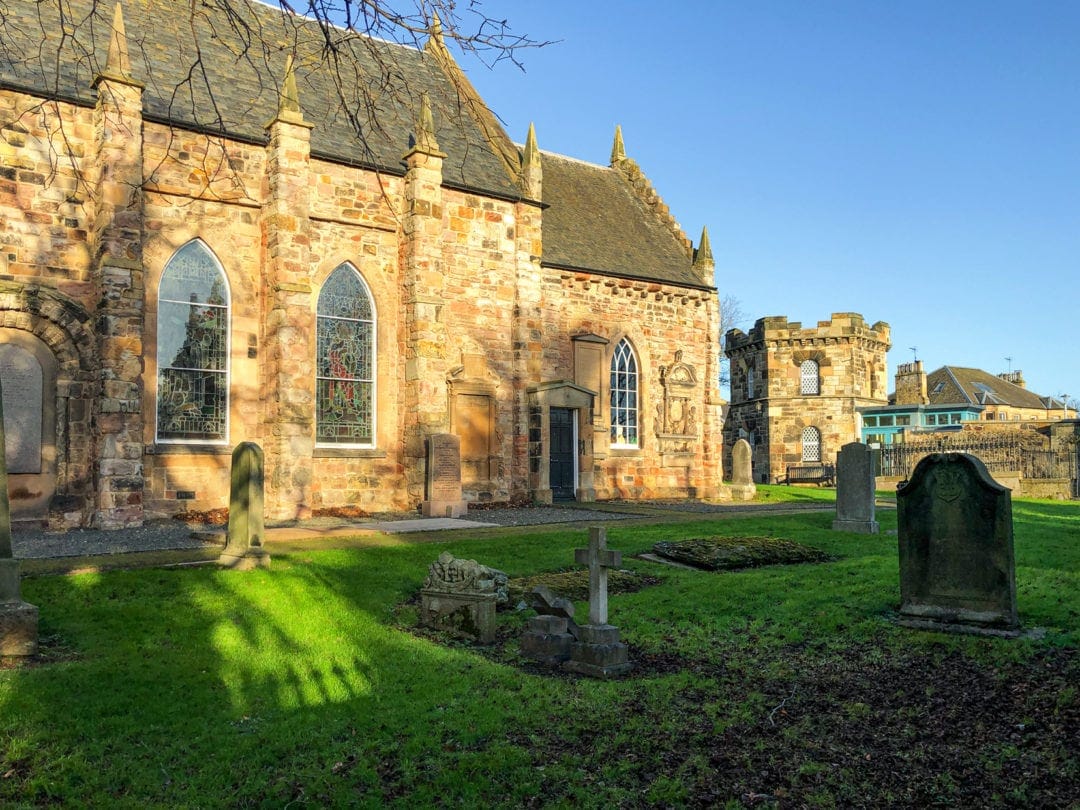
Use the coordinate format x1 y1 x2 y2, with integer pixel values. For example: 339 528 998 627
877 474 1074 500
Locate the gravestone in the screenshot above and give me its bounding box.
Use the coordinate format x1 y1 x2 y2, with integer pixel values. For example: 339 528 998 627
219 442 271 570
729 438 756 501
0 375 38 656
832 441 879 534
0 345 42 474
422 433 468 518
897 453 1019 636
420 552 507 643
520 585 577 664
564 527 632 678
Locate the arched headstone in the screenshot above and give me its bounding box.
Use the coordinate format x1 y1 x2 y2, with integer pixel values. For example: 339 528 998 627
219 442 270 570
897 453 1019 635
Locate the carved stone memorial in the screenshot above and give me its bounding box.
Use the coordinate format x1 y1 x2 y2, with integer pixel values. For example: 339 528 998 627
0 375 38 656
219 442 271 570
832 441 879 534
564 527 632 678
729 438 757 501
422 433 468 518
520 585 577 664
897 453 1020 636
420 552 508 643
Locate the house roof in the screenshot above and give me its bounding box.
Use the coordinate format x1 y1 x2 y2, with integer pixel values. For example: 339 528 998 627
926 366 1064 411
0 0 708 290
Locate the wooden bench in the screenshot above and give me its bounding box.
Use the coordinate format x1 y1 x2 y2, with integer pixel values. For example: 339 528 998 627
781 464 835 486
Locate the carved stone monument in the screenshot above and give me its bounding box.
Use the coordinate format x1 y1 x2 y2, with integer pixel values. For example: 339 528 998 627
0 376 38 656
897 453 1020 636
832 441 879 534
729 438 757 501
420 552 508 643
422 433 468 518
219 442 271 570
520 585 577 664
564 527 632 678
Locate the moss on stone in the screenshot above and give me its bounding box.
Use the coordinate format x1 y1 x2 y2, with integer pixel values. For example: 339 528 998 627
652 536 829 571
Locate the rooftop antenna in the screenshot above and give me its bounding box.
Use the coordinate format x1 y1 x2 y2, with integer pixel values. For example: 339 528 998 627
909 346 918 362
1005 356 1013 372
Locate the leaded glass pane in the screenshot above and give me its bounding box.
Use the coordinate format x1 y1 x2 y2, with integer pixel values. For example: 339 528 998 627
610 338 638 446
157 241 229 443
800 360 820 395
158 241 228 305
316 379 373 443
801 426 821 462
157 368 227 441
318 265 373 321
316 264 376 446
157 301 228 371
317 318 373 380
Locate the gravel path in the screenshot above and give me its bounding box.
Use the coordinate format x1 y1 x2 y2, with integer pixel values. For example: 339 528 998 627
10 503 644 559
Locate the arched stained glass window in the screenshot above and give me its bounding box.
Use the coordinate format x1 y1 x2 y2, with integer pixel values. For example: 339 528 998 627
800 359 820 395
610 338 638 447
316 264 375 446
156 240 229 442
801 426 821 462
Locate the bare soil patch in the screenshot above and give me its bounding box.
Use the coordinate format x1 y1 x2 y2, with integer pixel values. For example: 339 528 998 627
652 536 830 570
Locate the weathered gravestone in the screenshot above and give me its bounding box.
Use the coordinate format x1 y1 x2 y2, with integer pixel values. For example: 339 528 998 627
420 552 508 643
897 453 1020 636
832 441 879 534
520 585 577 664
422 433 468 518
564 527 632 678
219 442 271 570
729 438 756 501
0 375 38 656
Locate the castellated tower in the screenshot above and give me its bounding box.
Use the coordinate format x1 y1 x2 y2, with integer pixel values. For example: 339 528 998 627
723 313 891 483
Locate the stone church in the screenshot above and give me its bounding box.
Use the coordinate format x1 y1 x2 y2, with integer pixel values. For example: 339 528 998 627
0 1 724 529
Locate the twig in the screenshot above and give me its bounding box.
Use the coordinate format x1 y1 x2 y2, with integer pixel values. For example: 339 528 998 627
767 685 797 726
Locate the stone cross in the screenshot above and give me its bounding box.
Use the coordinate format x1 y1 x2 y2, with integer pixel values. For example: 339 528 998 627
574 526 622 625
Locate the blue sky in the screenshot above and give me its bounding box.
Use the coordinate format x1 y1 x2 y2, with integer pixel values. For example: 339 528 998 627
447 1 1080 403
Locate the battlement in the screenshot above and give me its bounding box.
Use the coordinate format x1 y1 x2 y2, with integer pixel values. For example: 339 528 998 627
726 312 891 354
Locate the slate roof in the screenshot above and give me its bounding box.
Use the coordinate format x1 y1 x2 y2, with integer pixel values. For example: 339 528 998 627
0 0 707 290
926 367 1065 410
540 153 702 288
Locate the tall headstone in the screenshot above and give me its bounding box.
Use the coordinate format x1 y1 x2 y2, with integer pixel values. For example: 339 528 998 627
832 441 879 534
219 442 271 570
897 453 1019 636
729 438 757 501
564 527 632 678
0 375 39 656
422 433 468 518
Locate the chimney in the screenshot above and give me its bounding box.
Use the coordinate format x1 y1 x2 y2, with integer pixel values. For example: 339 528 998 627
895 360 928 405
998 370 1025 389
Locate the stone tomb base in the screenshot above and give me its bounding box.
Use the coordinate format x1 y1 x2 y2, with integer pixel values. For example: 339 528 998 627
729 483 757 502
421 499 468 519
520 614 575 664
897 603 1022 639
0 601 39 656
219 548 272 571
420 589 497 643
564 623 631 678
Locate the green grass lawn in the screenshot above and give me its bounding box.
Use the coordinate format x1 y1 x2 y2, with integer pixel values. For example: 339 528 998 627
2 499 1077 807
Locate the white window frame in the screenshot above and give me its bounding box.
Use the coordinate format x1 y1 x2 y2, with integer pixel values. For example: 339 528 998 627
610 338 639 448
800 359 820 395
801 426 821 462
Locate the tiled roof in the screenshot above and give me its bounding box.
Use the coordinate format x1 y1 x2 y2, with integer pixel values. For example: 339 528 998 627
927 366 1062 410
0 0 708 289
540 154 702 288
0 0 520 196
